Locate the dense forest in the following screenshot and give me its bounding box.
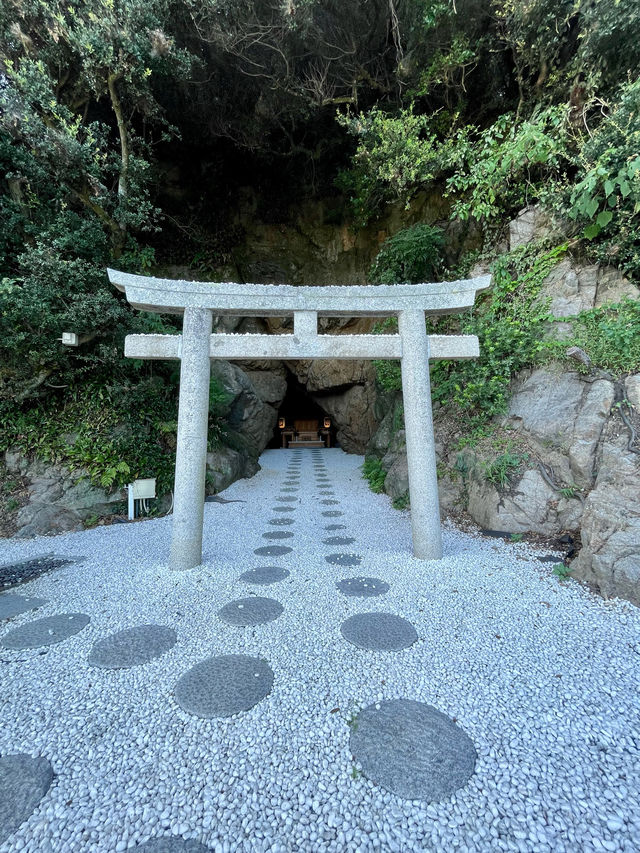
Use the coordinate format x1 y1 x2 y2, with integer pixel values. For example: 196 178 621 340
1 0 639 496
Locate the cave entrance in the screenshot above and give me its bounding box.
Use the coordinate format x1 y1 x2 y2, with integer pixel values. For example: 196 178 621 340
268 371 337 448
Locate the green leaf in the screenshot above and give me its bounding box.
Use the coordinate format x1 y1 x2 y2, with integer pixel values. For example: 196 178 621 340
584 223 601 240
585 197 600 218
596 210 613 228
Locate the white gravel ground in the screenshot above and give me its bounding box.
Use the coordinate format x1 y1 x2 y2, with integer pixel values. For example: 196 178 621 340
1 447 639 853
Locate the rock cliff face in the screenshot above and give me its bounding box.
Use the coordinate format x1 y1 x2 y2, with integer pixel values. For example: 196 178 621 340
370 206 640 606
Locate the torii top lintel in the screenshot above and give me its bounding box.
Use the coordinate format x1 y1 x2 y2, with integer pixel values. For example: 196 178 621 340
107 268 491 317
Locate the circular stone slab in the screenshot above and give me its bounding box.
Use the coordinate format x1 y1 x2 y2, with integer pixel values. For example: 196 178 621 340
341 612 417 651
239 566 290 585
275 496 296 503
0 754 54 845
325 524 347 531
321 499 339 505
326 553 362 567
254 545 293 557
349 699 477 801
218 596 283 626
280 489 298 493
268 518 295 526
272 506 295 513
135 840 211 852
336 577 390 597
319 491 335 496
323 536 356 546
1 613 90 650
322 510 343 517
0 594 48 620
175 654 273 718
262 531 294 540
88 625 177 670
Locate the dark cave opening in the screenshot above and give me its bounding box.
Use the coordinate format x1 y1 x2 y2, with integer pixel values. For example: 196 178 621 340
268 371 338 448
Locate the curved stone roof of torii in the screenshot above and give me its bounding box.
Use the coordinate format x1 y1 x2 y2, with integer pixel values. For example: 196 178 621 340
107 268 492 317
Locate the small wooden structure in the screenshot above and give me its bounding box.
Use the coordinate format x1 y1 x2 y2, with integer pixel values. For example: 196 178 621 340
283 419 329 448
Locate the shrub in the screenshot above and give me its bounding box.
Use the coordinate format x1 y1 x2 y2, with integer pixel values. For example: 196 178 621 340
362 457 386 493
369 223 445 284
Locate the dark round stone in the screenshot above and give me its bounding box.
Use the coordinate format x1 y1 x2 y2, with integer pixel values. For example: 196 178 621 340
272 506 295 513
322 510 343 517
321 499 339 506
0 754 54 845
326 553 361 567
323 536 356 546
134 839 212 852
262 531 294 540
0 594 48 621
336 577 390 597
340 612 417 651
268 518 295 526
175 654 273 719
319 491 335 496
254 545 293 557
1 613 90 650
239 566 290 585
324 524 347 531
88 625 177 669
275 496 296 503
350 700 477 801
218 596 283 626
280 488 298 493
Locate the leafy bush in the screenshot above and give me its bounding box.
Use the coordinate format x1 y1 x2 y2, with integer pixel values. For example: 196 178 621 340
484 447 529 488
362 457 386 493
562 299 640 375
369 224 444 284
564 79 640 277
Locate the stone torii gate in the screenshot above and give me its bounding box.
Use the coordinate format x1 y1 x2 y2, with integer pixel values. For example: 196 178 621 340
108 269 491 570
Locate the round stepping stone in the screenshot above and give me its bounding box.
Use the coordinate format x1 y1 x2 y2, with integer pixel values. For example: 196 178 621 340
275 496 296 503
268 518 295 526
319 491 334 496
272 506 295 513
340 612 417 651
254 545 292 557
323 536 356 546
239 566 290 585
0 754 54 845
175 654 273 718
322 510 343 517
0 594 48 620
336 577 390 597
321 499 339 505
281 488 298 493
1 613 90 650
326 553 361 567
262 531 294 540
88 625 177 670
218 596 283 626
325 523 347 531
350 699 476 801
135 840 211 852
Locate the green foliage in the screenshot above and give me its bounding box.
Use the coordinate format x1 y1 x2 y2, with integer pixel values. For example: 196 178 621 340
484 446 529 488
564 80 640 277
446 108 572 227
392 493 409 510
562 299 640 375
368 224 444 284
552 563 572 580
429 244 565 426
361 457 386 494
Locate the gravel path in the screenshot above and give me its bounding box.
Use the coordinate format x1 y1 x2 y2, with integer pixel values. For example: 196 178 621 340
0 448 639 852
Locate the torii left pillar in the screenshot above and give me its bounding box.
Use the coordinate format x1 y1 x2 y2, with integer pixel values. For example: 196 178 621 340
170 307 212 570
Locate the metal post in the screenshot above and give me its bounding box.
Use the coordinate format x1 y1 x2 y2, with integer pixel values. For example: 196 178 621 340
169 307 212 570
398 309 442 560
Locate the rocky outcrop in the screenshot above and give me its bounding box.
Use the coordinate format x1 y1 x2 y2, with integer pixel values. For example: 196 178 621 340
539 259 638 318
5 453 125 537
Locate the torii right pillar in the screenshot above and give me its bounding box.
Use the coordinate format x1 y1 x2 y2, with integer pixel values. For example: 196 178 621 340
398 309 442 560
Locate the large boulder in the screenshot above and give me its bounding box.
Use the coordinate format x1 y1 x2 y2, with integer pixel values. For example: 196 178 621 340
507 368 615 488
538 260 638 317
210 361 278 457
572 429 640 605
318 383 378 453
206 447 258 494
509 206 555 249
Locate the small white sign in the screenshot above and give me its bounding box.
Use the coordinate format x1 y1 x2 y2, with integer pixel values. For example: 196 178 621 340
61 332 79 346
131 478 156 499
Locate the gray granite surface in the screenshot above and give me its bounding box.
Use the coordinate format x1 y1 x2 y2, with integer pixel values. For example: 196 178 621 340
340 612 417 651
174 655 273 718
0 753 54 845
1 613 90 650
88 625 177 669
349 700 477 801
